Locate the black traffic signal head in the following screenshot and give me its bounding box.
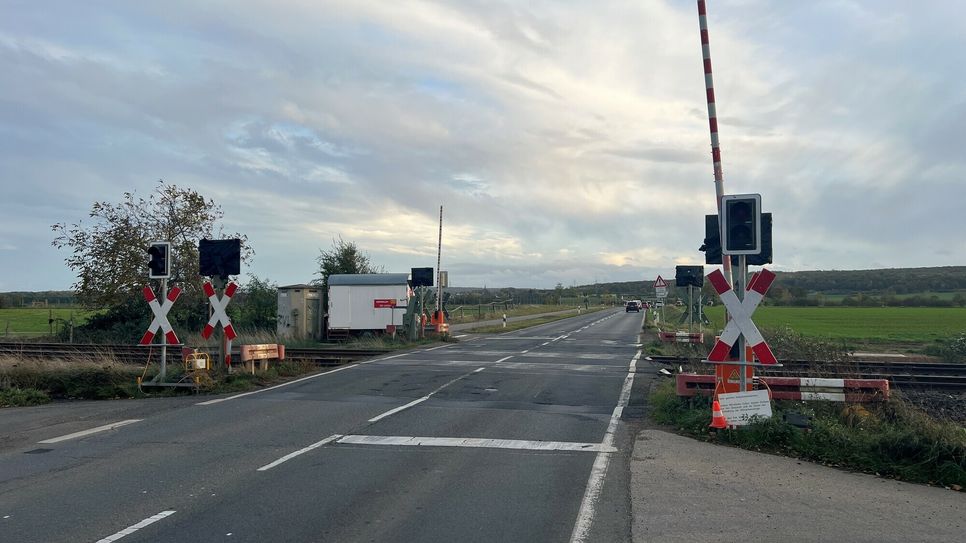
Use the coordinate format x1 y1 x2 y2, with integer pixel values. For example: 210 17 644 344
701 213 773 266
411 267 434 287
147 242 171 279
199 238 241 278
675 265 704 288
721 194 761 255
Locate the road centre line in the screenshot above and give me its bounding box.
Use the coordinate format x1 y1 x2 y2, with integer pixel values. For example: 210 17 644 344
368 367 486 423
494 355 514 363
38 419 142 444
336 435 616 453
257 434 343 471
197 363 359 405
570 350 641 543
423 344 451 352
95 510 176 543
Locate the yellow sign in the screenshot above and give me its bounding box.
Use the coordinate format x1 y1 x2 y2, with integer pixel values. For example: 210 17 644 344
727 369 740 384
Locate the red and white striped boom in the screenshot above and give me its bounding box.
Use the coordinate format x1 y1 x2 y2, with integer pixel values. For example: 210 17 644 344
697 0 732 279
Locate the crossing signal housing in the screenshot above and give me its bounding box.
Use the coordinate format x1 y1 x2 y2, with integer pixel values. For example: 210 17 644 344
701 213 772 266
721 194 762 255
147 242 171 279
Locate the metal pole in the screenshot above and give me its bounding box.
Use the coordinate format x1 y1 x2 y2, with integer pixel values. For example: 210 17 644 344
436 205 443 317
688 285 693 332
737 255 748 391
160 277 167 382
697 0 732 283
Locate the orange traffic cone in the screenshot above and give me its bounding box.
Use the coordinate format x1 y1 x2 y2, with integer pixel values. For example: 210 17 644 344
709 400 728 429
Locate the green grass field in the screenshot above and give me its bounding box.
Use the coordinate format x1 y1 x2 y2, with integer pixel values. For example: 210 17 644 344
822 290 966 302
0 308 97 337
703 305 966 343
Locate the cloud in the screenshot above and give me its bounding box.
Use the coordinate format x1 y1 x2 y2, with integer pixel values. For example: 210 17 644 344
1 0 964 291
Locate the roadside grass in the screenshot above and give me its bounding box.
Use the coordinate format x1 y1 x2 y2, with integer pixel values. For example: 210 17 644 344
0 387 50 407
649 379 966 488
704 306 966 344
0 308 99 337
0 331 445 407
463 306 611 334
1 356 147 405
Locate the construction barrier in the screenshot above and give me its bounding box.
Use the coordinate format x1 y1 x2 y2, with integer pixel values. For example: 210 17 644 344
239 343 286 374
676 373 889 402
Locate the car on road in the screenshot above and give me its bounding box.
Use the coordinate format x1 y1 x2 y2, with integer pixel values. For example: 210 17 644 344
625 300 641 312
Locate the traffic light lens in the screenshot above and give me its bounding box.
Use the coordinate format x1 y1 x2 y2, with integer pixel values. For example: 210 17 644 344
730 224 752 246
723 196 759 253
147 243 170 278
731 201 751 222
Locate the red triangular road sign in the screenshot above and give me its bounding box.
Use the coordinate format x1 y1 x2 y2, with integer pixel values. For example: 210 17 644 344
653 276 668 288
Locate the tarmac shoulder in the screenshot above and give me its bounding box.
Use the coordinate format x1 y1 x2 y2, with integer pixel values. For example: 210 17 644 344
630 428 963 543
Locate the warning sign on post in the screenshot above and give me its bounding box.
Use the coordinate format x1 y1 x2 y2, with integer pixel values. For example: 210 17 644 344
717 389 772 426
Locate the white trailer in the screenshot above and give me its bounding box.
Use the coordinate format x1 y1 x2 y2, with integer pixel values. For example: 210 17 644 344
327 273 410 332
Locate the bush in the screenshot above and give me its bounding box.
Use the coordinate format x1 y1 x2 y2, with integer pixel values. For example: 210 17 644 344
925 333 966 362
0 387 50 407
648 380 966 488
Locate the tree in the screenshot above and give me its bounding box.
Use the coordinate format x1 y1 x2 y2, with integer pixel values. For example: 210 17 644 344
315 237 381 284
229 275 278 331
51 181 251 309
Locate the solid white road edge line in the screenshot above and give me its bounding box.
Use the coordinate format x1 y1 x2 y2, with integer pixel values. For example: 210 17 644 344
569 349 640 543
335 435 616 453
362 353 408 364
38 419 142 444
367 366 487 423
257 434 343 471
196 364 360 405
95 510 176 543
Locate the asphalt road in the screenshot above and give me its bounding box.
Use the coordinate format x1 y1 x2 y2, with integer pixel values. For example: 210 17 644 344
0 309 648 543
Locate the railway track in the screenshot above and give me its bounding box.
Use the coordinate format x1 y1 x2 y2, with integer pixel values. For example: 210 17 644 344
0 342 392 367
643 355 966 391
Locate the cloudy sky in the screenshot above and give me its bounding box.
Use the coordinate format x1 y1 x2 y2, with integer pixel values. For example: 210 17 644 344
2 0 964 291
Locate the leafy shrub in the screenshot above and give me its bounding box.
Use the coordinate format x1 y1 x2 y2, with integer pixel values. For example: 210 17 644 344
649 380 966 487
0 387 50 407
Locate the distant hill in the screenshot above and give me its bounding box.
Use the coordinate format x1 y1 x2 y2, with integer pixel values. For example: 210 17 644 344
587 266 966 297
769 266 966 295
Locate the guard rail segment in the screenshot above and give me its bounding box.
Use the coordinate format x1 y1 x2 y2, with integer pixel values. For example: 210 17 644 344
676 373 890 402
644 355 966 391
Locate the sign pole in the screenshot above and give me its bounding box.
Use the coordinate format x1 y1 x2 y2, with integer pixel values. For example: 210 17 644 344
160 277 168 382
213 276 226 369
737 255 748 391
436 205 443 318
688 285 693 332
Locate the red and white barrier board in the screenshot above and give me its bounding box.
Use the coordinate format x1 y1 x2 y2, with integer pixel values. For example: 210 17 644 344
676 373 890 402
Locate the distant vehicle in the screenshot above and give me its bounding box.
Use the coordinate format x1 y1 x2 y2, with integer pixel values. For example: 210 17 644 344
625 300 641 312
